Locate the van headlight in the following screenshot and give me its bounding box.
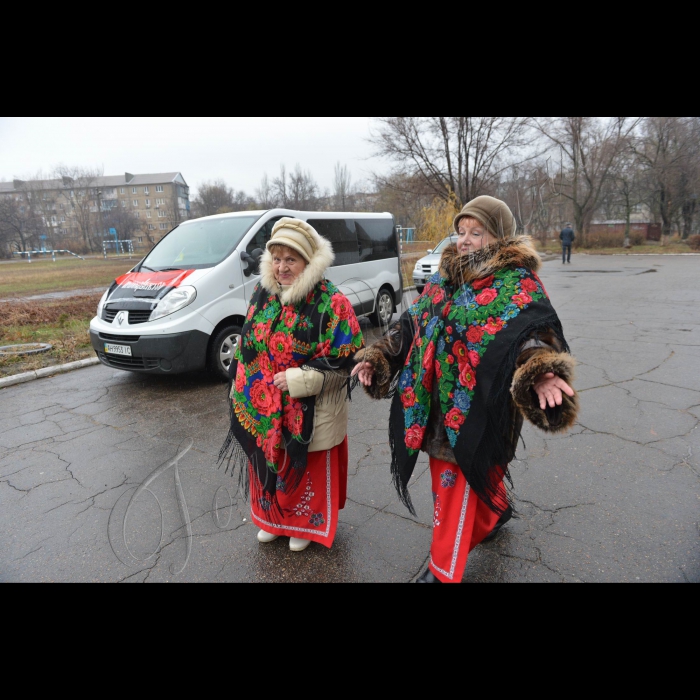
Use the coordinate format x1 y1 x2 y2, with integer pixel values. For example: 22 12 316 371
97 291 109 317
415 262 422 272
149 286 197 322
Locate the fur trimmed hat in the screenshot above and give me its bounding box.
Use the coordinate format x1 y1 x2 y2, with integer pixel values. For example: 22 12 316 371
454 196 517 240
268 218 322 262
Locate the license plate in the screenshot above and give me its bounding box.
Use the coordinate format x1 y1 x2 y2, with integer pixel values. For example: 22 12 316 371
105 344 132 357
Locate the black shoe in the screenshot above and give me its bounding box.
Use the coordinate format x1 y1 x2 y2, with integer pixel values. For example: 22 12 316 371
482 506 513 544
416 569 442 584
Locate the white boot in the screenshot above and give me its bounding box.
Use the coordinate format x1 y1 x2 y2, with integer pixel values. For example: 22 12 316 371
257 530 279 544
290 538 311 552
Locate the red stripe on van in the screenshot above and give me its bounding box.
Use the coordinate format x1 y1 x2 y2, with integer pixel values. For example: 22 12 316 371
115 269 195 291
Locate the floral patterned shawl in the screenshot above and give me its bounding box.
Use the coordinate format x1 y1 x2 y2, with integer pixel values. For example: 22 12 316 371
219 279 363 519
389 261 568 517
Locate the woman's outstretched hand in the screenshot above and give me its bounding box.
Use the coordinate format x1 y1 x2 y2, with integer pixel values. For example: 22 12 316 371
533 373 575 410
351 361 376 387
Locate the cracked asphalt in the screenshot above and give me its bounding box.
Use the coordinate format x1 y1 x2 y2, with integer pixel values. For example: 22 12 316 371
1 255 698 583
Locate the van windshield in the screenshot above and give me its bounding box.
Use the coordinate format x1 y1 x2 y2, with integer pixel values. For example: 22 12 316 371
142 216 261 271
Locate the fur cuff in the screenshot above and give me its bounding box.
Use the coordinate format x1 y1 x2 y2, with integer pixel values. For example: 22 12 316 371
511 351 579 433
357 346 393 400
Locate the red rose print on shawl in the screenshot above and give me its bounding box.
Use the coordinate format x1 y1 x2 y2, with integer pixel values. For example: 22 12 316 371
453 341 469 365
467 326 485 344
459 364 477 391
476 288 498 306
405 425 426 451
331 294 353 321
250 380 280 417
270 332 294 367
284 401 304 437
402 387 417 409
485 317 505 336
445 408 466 430
521 278 539 293
235 362 247 393
422 341 436 371
512 292 533 308
472 275 495 291
468 350 481 368
349 314 361 336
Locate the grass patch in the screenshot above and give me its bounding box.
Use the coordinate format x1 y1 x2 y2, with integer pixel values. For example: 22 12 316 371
0 257 137 299
0 294 101 378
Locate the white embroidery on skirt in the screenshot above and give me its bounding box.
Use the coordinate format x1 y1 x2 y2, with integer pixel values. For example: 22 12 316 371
253 450 333 539
431 484 471 581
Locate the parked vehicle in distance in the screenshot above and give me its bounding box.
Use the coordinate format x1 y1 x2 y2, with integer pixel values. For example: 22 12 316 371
412 235 458 294
89 209 402 380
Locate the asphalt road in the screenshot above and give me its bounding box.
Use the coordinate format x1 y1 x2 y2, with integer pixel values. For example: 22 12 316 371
1 254 698 583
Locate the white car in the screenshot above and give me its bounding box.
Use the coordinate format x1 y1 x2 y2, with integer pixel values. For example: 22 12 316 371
89 209 402 380
412 235 458 293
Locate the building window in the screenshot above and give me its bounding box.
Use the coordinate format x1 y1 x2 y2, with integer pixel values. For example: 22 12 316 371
120 188 125 195
156 185 164 193
160 223 168 230
132 187 137 194
133 200 139 207
59 203 64 210
122 201 126 208
146 211 152 219
135 212 140 218
158 210 167 217
148 224 156 231
145 199 151 208
144 187 150 195
61 216 66 223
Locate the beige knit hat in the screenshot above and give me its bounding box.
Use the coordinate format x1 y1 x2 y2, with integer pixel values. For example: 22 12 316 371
454 196 517 240
267 218 320 262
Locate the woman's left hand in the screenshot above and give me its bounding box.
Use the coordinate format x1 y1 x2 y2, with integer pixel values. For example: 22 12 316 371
273 372 289 393
533 373 575 410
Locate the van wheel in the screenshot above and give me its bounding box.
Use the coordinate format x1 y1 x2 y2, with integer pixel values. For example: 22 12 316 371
370 288 395 328
209 325 242 381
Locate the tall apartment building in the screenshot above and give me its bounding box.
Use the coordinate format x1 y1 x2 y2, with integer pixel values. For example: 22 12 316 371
0 171 190 251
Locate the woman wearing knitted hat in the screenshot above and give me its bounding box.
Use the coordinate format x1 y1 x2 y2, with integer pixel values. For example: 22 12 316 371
220 218 364 553
352 196 579 583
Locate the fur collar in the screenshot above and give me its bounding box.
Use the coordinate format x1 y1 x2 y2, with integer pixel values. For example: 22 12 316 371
259 236 335 306
439 235 541 286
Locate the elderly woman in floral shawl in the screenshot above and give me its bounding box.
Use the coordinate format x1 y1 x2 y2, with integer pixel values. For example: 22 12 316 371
220 218 364 553
353 196 579 584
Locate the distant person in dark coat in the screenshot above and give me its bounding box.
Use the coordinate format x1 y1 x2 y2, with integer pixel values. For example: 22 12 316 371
560 224 575 264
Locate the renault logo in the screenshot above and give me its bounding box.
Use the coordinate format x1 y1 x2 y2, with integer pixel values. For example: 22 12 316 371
117 312 127 326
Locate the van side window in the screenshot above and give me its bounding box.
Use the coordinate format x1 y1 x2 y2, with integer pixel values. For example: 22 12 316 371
247 216 285 255
355 219 398 262
307 219 359 267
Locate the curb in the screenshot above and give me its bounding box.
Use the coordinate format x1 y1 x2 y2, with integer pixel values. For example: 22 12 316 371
0 357 101 390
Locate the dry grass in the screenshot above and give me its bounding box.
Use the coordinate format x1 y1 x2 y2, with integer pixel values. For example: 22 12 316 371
0 257 136 299
0 294 101 378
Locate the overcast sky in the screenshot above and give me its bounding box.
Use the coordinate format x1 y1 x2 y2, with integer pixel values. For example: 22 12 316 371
0 117 387 196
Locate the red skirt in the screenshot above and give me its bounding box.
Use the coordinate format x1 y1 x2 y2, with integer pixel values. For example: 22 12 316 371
428 457 505 584
251 438 348 549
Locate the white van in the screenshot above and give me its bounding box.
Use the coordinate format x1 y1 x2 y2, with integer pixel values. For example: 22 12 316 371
89 209 402 380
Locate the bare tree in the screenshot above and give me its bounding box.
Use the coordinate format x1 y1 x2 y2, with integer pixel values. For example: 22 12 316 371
633 117 700 242
370 117 537 208
54 165 104 252
333 163 353 210
536 117 641 244
0 194 37 253
256 174 277 209
191 179 236 218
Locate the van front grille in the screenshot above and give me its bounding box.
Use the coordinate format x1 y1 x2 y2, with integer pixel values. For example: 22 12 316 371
98 353 159 371
103 309 152 325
